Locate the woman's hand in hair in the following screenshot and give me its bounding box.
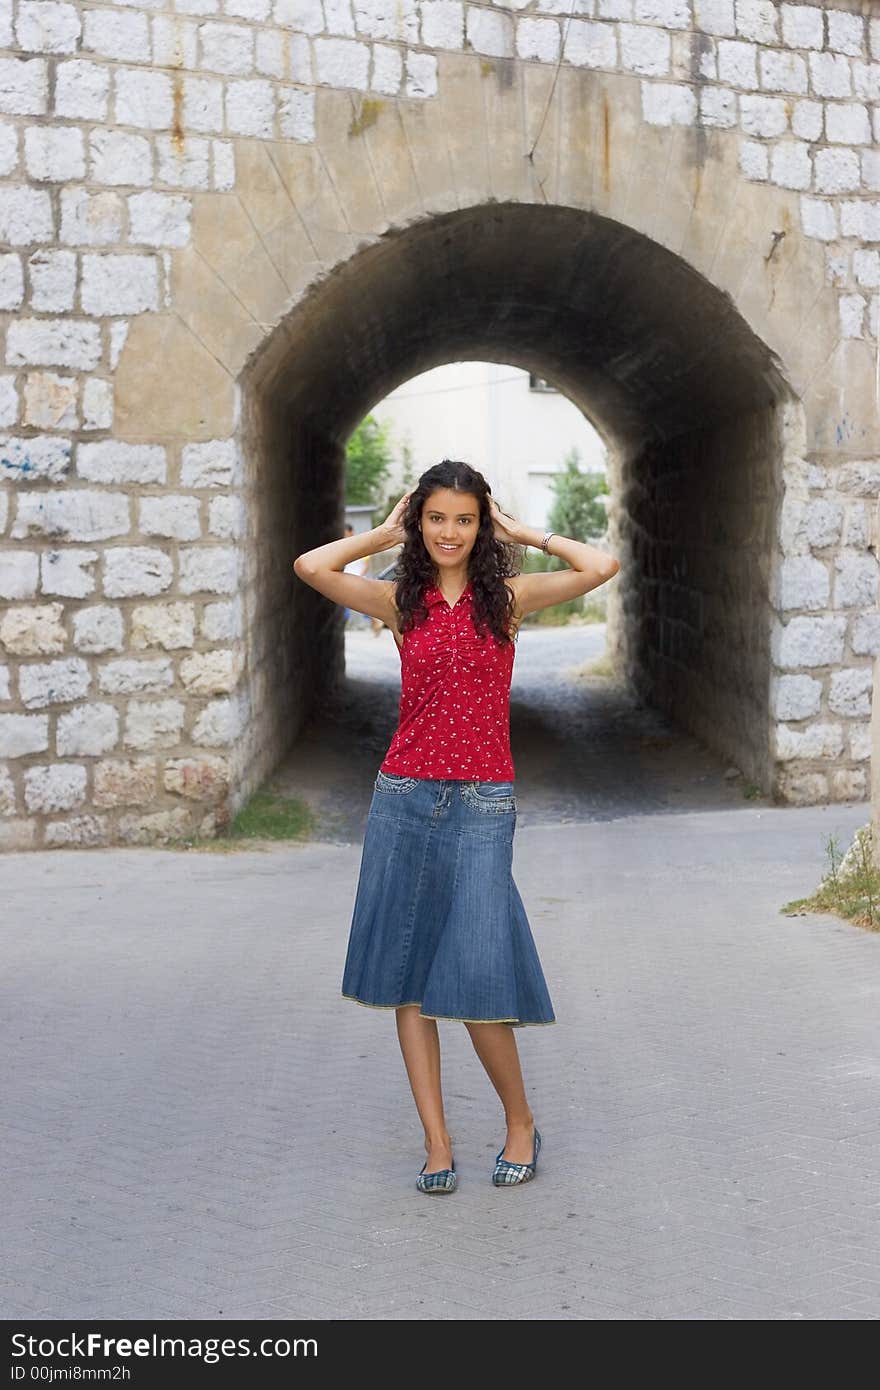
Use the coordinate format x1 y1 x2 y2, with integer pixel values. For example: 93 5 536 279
380 491 413 548
489 495 524 545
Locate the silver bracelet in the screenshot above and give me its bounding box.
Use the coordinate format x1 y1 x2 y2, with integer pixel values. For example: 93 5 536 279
541 531 555 554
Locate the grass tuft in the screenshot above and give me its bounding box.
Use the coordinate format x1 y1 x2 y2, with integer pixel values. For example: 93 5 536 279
781 824 880 931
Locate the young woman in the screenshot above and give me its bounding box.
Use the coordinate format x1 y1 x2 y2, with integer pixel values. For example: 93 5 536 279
293 460 620 1194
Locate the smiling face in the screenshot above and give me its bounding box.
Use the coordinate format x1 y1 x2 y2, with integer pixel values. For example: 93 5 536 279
419 488 481 573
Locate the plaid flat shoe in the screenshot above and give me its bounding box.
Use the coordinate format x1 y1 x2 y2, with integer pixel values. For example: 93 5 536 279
492 1127 541 1186
416 1159 457 1194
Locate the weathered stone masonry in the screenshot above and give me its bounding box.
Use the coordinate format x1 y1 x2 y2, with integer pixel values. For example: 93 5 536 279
1 0 879 849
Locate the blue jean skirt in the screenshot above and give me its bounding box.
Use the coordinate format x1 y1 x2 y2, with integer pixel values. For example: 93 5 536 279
342 772 556 1027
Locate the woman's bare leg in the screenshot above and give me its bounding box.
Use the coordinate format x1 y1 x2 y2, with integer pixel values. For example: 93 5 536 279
464 1022 536 1164
395 1005 454 1171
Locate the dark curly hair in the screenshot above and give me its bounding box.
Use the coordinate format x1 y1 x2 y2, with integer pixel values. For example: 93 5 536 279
393 460 523 645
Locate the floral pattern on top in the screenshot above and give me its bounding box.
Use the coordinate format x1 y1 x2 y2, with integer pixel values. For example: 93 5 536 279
379 579 516 781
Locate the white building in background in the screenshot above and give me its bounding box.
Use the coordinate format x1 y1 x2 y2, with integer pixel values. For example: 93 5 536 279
368 363 607 531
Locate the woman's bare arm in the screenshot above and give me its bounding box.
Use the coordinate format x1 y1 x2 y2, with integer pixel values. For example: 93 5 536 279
490 496 619 618
293 494 411 627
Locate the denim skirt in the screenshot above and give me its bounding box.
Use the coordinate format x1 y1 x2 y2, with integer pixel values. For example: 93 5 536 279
341 771 556 1027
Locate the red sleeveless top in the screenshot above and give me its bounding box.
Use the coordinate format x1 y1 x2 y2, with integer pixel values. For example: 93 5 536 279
379 580 516 781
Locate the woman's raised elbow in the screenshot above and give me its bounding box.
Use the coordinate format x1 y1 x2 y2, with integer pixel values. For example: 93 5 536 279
293 553 317 581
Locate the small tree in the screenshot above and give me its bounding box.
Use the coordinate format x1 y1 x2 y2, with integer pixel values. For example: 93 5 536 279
345 413 395 506
547 447 609 544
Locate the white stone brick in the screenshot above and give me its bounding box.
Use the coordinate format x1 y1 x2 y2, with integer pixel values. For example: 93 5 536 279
620 23 669 77
0 713 49 756
853 61 880 103
0 58 48 115
255 29 285 76
813 147 860 194
776 722 844 761
199 21 254 73
124 698 185 750
155 135 210 189
183 76 224 132
829 667 872 718
871 18 880 61
192 695 242 745
0 1 10 49
827 12 864 58
853 250 880 288
799 196 837 241
23 763 86 813
777 555 828 610
73 605 124 653
850 612 880 655
0 552 39 599
39 548 97 599
226 0 270 12
844 504 870 549
406 51 437 99
44 814 110 846
176 0 219 12
371 43 402 93
771 673 821 721
139 495 201 540
773 614 847 668
353 0 418 41
273 0 323 32
0 121 17 176
15 2 80 54
151 15 198 68
825 249 847 286
516 17 560 63
420 0 463 49
634 0 689 27
835 551 878 607
0 434 70 482
738 139 768 179
641 81 697 125
739 93 787 137
211 140 235 190
835 461 880 496
840 201 880 242
289 33 312 81
28 248 76 312
131 602 195 650
670 32 715 82
128 191 192 248
595 0 631 15
19 657 90 708
863 151 880 194
278 88 315 141
90 130 152 187
758 50 806 95
694 0 733 37
700 86 736 126
791 98 822 141
180 439 241 486
0 819 38 847
81 254 159 316
0 600 65 653
23 372 77 429
825 102 870 144
734 0 775 44
201 598 242 640
103 546 173 598
163 754 230 801
92 756 156 807
225 78 275 136
7 319 100 372
563 19 616 69
179 546 238 594
717 38 756 88
0 253 23 309
110 323 129 370
781 4 823 51
0 375 17 426
114 68 174 130
54 60 109 120
77 442 165 486
0 766 13 811
0 186 53 244
83 10 150 63
56 703 118 756
59 188 123 247
809 52 852 99
839 293 864 338
12 490 130 541
850 721 871 760
770 141 811 191
99 658 173 695
180 648 241 693
207 495 244 539
314 36 371 87
324 0 355 34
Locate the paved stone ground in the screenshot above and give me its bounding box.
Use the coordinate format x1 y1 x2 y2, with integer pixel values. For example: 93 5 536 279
3 626 880 1320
